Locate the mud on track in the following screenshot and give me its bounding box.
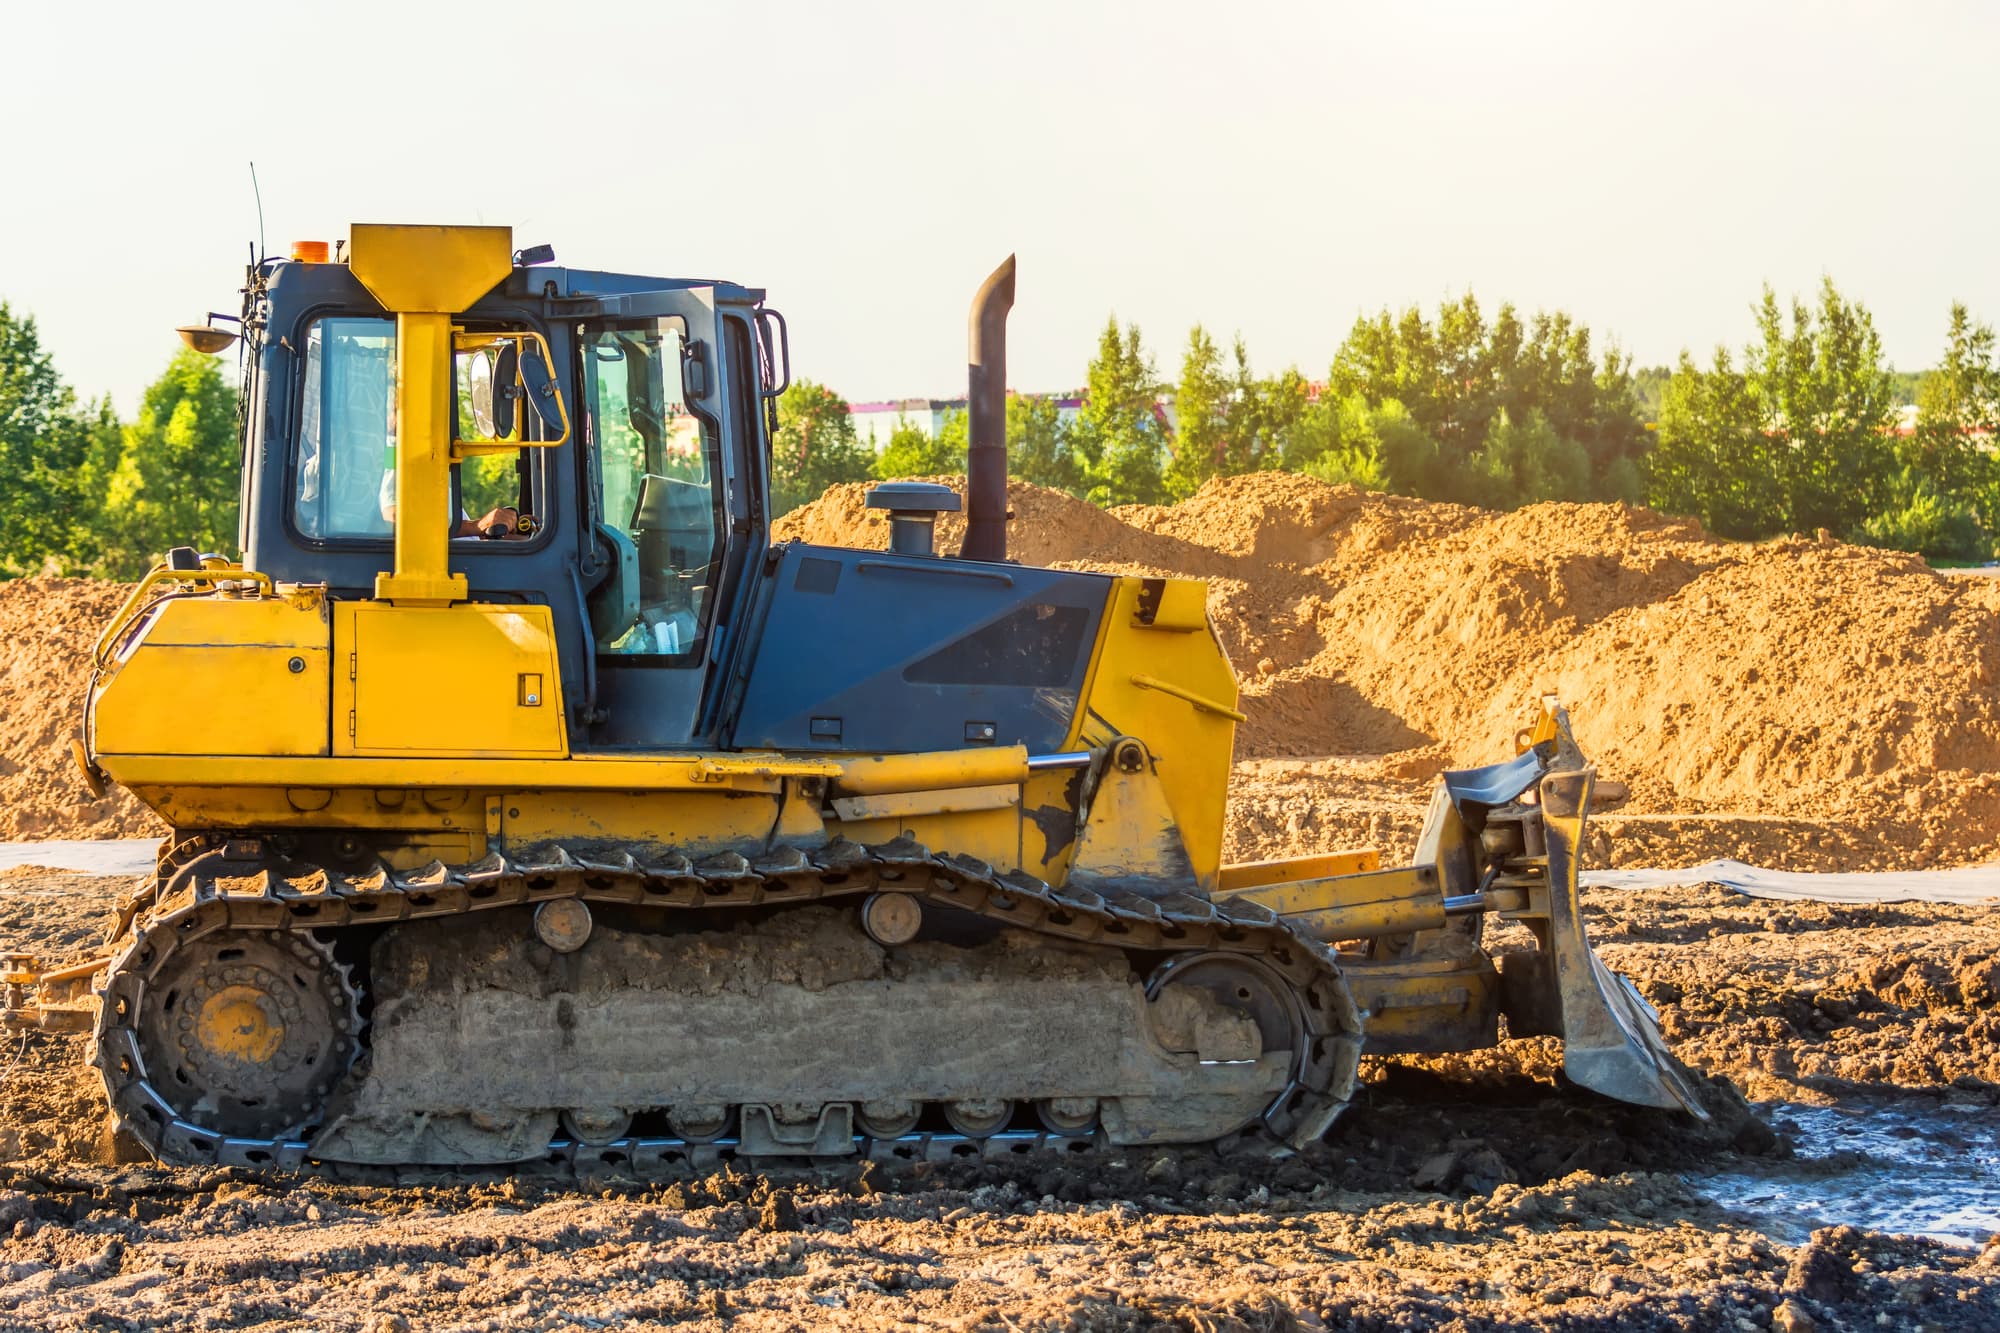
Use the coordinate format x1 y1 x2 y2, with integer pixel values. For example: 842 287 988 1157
1 868 1993 1331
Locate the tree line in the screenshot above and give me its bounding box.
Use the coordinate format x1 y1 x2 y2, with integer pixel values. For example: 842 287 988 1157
0 306 237 579
773 281 2000 561
4 278 1998 582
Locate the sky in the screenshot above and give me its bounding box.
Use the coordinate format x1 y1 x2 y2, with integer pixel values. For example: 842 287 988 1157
3 1 1995 412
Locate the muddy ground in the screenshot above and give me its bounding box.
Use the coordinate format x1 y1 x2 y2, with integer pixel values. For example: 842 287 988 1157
0 867 1994 1331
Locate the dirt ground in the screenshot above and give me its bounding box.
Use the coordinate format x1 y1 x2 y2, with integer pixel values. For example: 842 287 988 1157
0 866 1993 1331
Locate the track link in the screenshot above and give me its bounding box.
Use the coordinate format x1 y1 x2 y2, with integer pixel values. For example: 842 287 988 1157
92 835 1362 1173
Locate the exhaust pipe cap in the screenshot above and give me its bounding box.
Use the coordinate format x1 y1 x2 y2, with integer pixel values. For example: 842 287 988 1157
866 482 960 557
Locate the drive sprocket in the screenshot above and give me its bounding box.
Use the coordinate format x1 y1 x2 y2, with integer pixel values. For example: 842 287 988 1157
131 930 360 1140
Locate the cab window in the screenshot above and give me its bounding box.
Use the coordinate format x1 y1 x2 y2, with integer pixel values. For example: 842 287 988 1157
584 318 720 659
296 317 394 540
294 317 540 542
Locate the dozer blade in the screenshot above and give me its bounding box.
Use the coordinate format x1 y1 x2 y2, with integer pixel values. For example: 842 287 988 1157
1534 765 1708 1117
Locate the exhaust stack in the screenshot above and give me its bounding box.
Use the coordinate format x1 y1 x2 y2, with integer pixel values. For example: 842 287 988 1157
961 255 1016 563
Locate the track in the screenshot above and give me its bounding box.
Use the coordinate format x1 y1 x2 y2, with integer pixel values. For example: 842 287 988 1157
91 834 1363 1173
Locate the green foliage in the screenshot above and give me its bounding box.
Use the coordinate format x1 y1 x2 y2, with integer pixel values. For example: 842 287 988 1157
1291 394 1389 491
0 303 110 576
1161 332 1312 500
1754 280 1898 535
873 411 966 480
1630 364 1673 423
1072 318 1167 506
1326 292 1647 505
1858 468 1989 561
1164 326 1228 500
1006 393 1083 494
1224 350 1307 477
1648 279 1897 540
459 455 520 518
770 379 873 514
1903 304 1999 507
1887 370 1926 406
1472 409 1592 507
91 349 241 577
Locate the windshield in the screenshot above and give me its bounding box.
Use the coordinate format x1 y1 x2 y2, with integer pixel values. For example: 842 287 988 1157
294 316 542 542
584 318 721 660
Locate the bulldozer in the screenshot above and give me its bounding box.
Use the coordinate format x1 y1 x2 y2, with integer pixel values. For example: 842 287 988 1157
4 225 1700 1170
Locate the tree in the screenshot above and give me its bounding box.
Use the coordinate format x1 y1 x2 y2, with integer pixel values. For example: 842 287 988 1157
1223 345 1307 478
93 349 240 577
1072 318 1167 506
1327 292 1646 506
1472 408 1590 507
1006 393 1083 495
1294 393 1388 490
770 379 873 514
0 303 101 576
1648 347 1776 538
1749 279 1897 536
1904 303 1999 507
873 410 967 480
1648 280 1897 540
1860 469 1987 561
1164 325 1228 500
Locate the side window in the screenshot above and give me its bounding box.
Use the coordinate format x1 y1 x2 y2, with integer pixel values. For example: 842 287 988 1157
584 317 721 658
296 317 394 540
451 342 534 536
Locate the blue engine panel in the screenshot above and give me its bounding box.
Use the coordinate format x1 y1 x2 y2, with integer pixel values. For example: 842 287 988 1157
730 544 1112 755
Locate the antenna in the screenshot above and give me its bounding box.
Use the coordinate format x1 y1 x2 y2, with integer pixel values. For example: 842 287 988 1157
248 161 266 262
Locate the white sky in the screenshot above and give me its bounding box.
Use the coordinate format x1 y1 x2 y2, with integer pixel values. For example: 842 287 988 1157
2 1 1994 411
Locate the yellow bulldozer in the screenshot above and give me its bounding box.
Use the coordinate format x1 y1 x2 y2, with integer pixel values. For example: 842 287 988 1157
5 225 1698 1169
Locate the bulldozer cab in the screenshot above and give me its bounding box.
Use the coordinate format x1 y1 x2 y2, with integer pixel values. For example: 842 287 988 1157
238 239 772 749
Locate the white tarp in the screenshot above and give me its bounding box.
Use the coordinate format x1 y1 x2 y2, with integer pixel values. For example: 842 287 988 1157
1584 858 2000 905
0 839 158 878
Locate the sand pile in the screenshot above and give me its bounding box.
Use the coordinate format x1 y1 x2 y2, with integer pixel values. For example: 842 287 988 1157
783 473 2000 867
0 578 162 840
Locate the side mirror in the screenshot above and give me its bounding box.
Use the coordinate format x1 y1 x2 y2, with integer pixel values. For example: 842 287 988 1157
519 340 564 432
464 348 499 438
756 307 790 398
451 329 569 458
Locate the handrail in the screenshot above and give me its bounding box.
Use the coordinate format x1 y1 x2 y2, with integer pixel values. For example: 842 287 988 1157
93 565 275 668
1129 673 1247 722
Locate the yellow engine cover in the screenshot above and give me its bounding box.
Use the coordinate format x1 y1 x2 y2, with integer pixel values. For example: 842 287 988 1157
93 594 332 757
334 603 568 757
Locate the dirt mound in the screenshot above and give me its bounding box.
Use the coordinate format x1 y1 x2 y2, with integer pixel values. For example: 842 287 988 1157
782 472 2000 869
0 578 162 840
773 475 1131 569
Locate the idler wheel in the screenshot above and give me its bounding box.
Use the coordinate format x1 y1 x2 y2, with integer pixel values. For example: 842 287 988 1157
133 931 359 1140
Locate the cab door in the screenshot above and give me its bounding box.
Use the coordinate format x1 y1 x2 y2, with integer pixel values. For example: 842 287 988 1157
565 288 762 748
